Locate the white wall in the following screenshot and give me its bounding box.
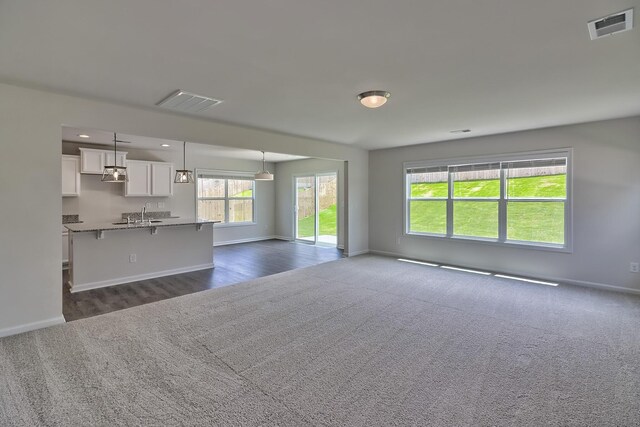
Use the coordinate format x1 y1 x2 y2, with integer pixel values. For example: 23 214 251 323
369 116 640 292
0 82 368 337
274 158 345 247
62 142 276 245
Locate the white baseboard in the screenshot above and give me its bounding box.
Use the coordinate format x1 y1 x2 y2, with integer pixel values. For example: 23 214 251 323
346 249 370 257
273 235 293 241
69 263 214 293
369 249 640 296
0 315 66 339
214 236 280 247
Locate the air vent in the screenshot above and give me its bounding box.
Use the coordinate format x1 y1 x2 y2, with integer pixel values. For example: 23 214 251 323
588 8 634 40
156 90 223 113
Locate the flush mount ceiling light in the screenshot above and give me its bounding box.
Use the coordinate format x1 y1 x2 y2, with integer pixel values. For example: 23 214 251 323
77 134 90 138
161 144 170 147
357 90 390 108
255 151 274 181
174 141 194 184
102 132 128 183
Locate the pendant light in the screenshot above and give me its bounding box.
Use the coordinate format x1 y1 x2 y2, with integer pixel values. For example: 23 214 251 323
101 133 128 183
174 141 194 184
254 150 274 181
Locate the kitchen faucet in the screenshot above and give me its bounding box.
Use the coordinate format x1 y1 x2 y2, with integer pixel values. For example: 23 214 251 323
141 205 146 223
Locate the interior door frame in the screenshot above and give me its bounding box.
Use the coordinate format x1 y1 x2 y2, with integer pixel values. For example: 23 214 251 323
293 171 339 246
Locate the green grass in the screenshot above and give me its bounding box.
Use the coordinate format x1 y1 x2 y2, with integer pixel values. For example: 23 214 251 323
297 204 337 238
411 174 565 198
231 189 253 197
409 174 565 243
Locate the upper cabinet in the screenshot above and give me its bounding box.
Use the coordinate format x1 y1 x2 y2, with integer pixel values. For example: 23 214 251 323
79 148 127 175
125 160 173 197
62 155 81 197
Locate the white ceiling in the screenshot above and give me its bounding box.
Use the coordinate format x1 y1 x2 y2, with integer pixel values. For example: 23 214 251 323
62 127 307 162
2 1 639 150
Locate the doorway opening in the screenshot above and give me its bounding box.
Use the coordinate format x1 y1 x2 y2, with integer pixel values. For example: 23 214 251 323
295 172 338 246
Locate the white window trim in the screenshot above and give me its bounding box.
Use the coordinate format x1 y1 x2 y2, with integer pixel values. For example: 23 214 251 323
403 148 573 253
195 168 257 226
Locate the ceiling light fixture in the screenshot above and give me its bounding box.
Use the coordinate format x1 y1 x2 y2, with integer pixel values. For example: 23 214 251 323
357 90 390 108
102 133 128 183
77 134 90 138
255 151 274 181
174 141 194 184
161 144 171 147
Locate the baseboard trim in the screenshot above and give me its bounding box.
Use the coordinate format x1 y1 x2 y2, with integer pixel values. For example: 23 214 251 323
273 235 293 241
69 263 215 293
214 236 279 247
369 249 640 296
0 315 66 338
346 249 370 257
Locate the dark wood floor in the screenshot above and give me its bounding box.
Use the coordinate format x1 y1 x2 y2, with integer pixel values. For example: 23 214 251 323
63 239 343 322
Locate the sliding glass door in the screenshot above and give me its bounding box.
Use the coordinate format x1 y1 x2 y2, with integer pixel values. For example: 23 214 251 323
295 176 316 243
295 173 338 246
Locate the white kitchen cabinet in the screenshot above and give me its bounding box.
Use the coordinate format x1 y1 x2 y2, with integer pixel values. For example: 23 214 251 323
79 148 127 174
125 160 152 196
62 231 69 267
151 162 174 196
125 160 173 197
62 155 81 197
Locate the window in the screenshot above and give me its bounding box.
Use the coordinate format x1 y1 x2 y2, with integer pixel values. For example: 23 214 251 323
405 150 571 250
197 172 255 224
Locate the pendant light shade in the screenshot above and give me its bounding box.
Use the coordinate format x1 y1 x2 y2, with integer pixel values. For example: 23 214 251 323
255 151 274 181
174 141 194 184
102 133 128 183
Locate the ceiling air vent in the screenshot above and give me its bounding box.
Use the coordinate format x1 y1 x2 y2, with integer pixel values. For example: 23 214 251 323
588 8 634 40
156 90 223 113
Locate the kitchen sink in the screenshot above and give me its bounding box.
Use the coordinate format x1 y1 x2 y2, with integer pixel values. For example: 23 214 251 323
112 220 163 225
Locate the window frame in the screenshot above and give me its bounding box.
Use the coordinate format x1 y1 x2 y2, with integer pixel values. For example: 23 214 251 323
195 169 257 227
403 149 573 253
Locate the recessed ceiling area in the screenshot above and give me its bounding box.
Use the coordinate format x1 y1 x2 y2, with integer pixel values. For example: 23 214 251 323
62 127 308 163
2 1 639 149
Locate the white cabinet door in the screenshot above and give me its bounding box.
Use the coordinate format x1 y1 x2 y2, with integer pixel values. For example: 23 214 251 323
104 151 127 169
80 149 104 174
125 161 152 196
62 232 69 265
62 155 80 196
80 148 127 174
151 162 173 196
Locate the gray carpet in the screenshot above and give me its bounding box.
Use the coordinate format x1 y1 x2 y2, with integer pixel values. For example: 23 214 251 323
1 255 639 426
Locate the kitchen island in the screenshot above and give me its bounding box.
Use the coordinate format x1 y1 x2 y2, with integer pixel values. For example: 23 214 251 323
65 219 218 293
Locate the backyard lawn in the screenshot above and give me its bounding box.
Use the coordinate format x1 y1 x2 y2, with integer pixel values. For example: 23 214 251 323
409 174 565 243
297 204 337 238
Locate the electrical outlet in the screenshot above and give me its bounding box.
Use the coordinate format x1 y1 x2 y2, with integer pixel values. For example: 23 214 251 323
129 254 137 263
631 262 639 273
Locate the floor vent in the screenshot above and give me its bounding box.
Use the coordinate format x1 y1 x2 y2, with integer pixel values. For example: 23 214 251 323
588 8 634 40
156 90 223 113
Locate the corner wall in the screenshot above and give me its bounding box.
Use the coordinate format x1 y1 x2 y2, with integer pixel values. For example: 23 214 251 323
369 116 640 292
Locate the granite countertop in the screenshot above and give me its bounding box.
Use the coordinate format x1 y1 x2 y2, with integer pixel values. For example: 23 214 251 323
65 218 220 233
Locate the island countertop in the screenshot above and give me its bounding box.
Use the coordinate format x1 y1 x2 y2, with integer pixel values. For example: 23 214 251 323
65 218 220 233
